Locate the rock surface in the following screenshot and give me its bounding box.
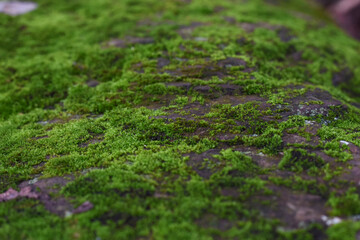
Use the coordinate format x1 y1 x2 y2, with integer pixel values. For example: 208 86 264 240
0 0 360 239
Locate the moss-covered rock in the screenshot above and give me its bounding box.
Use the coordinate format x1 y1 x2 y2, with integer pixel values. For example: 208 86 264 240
1 0 360 239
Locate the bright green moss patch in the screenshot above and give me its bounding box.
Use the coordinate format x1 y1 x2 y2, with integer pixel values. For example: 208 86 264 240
0 199 66 240
327 221 360 240
214 149 260 174
251 127 283 154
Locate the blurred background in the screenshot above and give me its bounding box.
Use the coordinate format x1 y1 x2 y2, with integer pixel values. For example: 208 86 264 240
0 0 359 40
317 0 360 40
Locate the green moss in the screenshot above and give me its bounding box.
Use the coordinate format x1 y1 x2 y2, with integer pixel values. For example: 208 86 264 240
0 199 68 240
327 187 360 216
269 175 329 197
215 149 260 174
279 148 325 172
327 221 360 240
251 127 283 155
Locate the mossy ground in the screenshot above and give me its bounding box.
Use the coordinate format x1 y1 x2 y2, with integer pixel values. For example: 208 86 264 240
1 0 360 239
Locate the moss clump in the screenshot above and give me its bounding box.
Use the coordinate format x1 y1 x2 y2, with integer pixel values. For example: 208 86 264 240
215 149 260 175
252 127 283 155
327 221 360 240
279 148 325 172
327 187 360 217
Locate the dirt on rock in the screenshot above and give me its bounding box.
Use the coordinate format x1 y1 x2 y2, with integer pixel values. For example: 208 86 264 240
104 37 154 48
184 149 222 179
163 57 252 79
254 185 329 229
0 175 94 217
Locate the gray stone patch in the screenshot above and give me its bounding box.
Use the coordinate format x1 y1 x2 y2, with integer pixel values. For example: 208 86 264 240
0 1 37 16
277 88 347 121
86 79 100 88
177 22 206 39
332 68 353 86
105 37 154 48
184 149 222 179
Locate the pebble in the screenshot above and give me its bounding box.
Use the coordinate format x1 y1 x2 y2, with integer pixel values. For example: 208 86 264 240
321 215 342 226
340 140 350 145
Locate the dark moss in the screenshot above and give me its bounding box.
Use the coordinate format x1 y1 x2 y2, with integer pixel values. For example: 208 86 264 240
279 148 325 172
